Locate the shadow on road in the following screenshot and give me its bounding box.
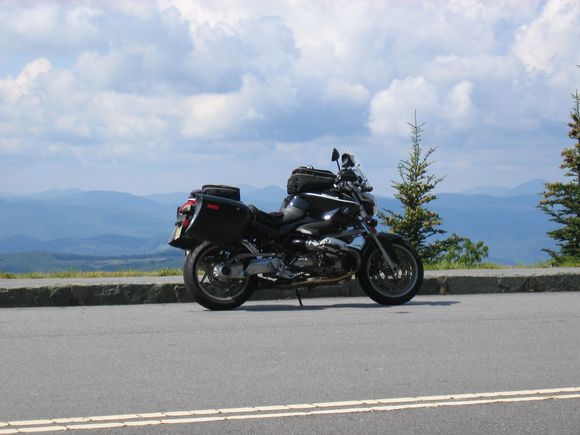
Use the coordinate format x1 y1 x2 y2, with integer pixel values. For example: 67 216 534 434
408 300 460 307
238 300 460 312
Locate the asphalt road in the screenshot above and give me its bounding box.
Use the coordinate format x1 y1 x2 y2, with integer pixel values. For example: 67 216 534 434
1 293 580 434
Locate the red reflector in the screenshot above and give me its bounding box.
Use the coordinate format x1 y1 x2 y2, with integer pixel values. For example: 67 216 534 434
179 199 197 214
207 204 220 210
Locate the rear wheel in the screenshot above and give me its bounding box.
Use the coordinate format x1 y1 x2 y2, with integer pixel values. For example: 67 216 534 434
184 242 256 310
358 239 423 305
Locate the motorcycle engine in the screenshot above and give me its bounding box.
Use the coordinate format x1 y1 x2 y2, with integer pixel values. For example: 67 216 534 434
289 238 361 277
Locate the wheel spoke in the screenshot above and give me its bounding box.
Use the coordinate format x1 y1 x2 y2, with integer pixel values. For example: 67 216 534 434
367 245 418 298
194 245 249 301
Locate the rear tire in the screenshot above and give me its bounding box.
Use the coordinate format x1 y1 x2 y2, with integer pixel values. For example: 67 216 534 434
183 242 256 310
358 239 423 305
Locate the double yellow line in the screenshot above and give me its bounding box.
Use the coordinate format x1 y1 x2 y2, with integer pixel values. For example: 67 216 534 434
2 387 580 433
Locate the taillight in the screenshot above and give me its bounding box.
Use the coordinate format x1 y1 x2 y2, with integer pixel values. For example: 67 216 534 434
179 198 197 214
207 203 220 211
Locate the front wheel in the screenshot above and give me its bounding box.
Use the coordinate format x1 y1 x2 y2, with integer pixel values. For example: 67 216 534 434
183 242 256 310
357 239 423 305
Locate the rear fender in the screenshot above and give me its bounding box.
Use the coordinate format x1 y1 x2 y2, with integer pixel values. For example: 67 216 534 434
169 224 199 250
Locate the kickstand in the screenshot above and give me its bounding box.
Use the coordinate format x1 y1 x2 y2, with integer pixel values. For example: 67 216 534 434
295 288 304 307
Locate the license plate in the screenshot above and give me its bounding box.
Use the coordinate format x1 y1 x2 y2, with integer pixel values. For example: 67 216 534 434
172 224 183 240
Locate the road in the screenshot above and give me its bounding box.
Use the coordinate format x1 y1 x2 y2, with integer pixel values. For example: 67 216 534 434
1 293 579 434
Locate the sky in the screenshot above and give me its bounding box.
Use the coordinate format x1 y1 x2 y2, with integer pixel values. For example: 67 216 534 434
0 0 579 196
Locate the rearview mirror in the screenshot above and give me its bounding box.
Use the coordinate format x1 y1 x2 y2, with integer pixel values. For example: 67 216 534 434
331 148 340 162
341 153 355 168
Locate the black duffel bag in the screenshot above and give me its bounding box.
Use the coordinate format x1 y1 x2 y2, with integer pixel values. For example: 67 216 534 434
287 166 336 194
190 185 240 201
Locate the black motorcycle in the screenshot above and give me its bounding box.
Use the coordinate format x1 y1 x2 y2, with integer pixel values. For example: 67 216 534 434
169 149 423 310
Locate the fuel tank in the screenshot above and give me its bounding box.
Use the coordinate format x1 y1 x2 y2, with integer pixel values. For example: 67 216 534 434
279 193 359 236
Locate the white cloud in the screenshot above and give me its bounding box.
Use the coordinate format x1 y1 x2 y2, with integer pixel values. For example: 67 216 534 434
0 58 51 103
425 54 519 84
368 77 439 138
181 75 298 139
443 80 476 128
182 92 245 139
369 76 478 141
0 0 578 194
513 0 580 86
325 79 370 105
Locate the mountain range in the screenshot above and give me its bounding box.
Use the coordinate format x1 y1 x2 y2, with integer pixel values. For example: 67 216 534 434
0 179 555 272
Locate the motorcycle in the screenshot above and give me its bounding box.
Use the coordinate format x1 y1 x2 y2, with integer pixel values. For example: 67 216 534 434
169 149 423 310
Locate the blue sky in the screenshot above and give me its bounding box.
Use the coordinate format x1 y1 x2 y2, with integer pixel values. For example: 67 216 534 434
0 0 579 196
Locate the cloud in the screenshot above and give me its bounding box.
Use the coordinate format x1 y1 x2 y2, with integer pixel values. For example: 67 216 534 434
182 90 249 139
443 80 476 128
513 0 580 86
368 77 439 138
0 0 578 195
324 79 370 105
425 54 519 84
0 58 51 103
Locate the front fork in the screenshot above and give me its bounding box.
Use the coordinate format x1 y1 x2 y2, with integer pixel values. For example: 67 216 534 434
358 217 399 273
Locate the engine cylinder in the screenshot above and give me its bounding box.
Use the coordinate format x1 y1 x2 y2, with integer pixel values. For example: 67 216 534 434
290 237 347 252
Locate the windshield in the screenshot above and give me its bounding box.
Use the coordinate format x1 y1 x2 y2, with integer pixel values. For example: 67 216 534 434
344 152 370 188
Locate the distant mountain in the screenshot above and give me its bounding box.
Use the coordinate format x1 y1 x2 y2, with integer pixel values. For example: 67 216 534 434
0 181 558 270
146 192 189 205
0 234 169 256
0 190 173 241
461 179 547 197
243 185 287 211
0 188 83 199
433 193 553 264
146 185 279 206
0 251 183 273
48 190 162 209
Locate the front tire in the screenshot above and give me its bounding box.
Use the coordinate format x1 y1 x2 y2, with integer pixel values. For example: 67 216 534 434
358 239 423 305
183 242 256 310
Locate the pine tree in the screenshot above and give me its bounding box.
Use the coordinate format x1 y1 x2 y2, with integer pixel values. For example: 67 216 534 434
379 113 446 260
539 90 580 263
380 112 489 265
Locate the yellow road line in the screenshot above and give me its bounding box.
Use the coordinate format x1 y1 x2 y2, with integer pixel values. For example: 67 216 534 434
1 387 579 433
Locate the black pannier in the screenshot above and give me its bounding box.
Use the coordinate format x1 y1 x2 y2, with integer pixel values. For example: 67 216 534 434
287 166 336 194
187 194 251 246
200 185 240 201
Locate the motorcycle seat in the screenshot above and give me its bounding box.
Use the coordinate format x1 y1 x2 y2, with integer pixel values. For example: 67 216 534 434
249 205 286 228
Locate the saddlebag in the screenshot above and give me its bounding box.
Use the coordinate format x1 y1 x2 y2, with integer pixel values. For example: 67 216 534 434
187 194 251 246
287 167 336 194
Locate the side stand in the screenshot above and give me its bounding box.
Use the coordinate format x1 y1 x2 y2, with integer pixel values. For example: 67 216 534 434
295 288 304 307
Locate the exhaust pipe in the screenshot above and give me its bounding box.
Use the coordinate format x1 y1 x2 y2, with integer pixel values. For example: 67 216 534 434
214 258 276 279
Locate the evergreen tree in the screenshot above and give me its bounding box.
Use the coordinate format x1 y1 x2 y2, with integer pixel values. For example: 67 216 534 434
539 90 580 263
380 112 489 264
379 113 445 260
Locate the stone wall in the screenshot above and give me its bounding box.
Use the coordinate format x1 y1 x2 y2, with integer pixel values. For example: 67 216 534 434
1 268 578 308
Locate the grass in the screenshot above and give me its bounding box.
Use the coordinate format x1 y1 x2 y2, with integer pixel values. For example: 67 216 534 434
425 259 580 270
424 262 508 271
1 260 578 279
0 268 182 279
